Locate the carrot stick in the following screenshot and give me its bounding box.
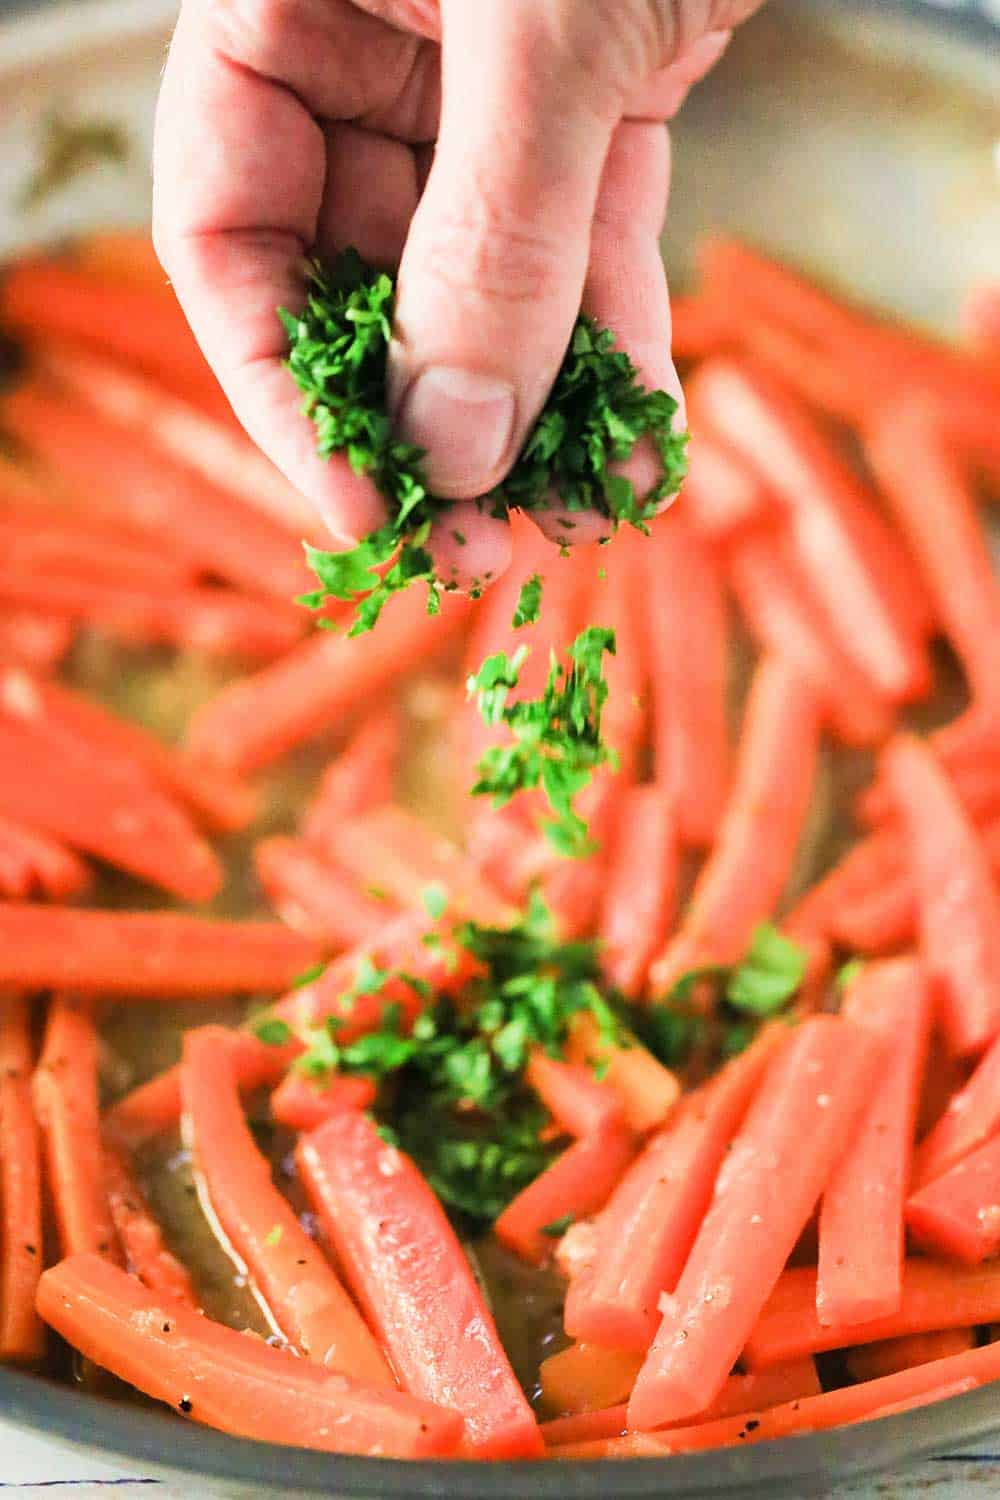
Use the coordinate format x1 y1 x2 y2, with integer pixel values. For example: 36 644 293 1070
188 590 470 775
914 1029 1000 1190
0 607 72 672
681 428 775 541
71 231 169 291
563 1012 681 1136
642 516 730 847
255 836 397 947
726 527 894 748
495 1122 636 1268
0 510 194 590
861 757 1000 831
845 1329 976 1384
883 735 1000 1056
2 377 312 600
627 1016 881 1430
32 996 119 1262
598 784 677 998
298 1109 543 1458
37 1253 463 1457
698 239 869 353
691 359 929 703
669 295 730 361
817 959 933 1326
269 1071 377 1133
525 1051 625 1139
907 1132 1000 1265
0 905 318 996
0 996 44 1363
829 878 915 955
746 1259 1000 1368
182 1028 393 1384
102 1145 197 1307
781 828 903 950
564 1027 786 1352
0 814 91 901
650 657 820 994
0 709 221 903
303 708 401 848
540 1344 644 1415
590 529 648 777
867 400 1000 706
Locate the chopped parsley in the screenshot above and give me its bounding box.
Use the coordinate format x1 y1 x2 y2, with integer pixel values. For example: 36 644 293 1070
512 574 543 629
468 626 617 856
541 1213 575 1239
836 958 865 994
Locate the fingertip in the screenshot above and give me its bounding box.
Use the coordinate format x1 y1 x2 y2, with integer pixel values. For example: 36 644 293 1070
428 501 513 592
530 507 614 548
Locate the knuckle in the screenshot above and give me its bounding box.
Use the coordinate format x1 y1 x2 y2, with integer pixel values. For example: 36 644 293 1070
410 193 568 308
198 0 296 70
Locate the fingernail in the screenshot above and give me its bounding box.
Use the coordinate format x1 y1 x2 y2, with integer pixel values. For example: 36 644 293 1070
396 367 516 496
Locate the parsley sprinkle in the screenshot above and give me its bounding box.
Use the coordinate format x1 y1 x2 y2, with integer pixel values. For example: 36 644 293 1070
541 1213 575 1239
512 574 543 629
421 883 448 922
291 963 326 991
254 1017 293 1047
264 1225 283 1247
836 958 865 994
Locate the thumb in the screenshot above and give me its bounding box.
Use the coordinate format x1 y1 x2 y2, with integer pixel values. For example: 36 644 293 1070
389 0 629 500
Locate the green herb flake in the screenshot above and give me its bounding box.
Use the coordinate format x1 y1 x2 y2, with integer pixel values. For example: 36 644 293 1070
511 574 543 629
264 1225 283 1247
725 924 807 1017
421 883 448 922
836 958 865 994
254 1017 293 1047
291 963 326 991
541 1213 575 1239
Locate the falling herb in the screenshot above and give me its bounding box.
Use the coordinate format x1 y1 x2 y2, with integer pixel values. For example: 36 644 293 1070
541 1213 576 1239
511 574 543 629
20 111 129 211
836 958 865 994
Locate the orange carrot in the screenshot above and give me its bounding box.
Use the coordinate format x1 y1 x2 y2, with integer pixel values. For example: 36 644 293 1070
32 996 119 1262
526 1051 624 1140
817 959 933 1325
599 784 677 998
914 1029 1000 1190
907 1132 1000 1265
642 516 730 847
829 877 915 956
269 1071 377 1133
0 509 194 590
590 530 648 777
0 814 90 901
745 1259 1000 1368
669 295 730 361
650 657 820 993
563 1012 681 1136
71 231 169 291
861 756 1000 831
37 1253 463 1456
299 1110 543 1458
303 708 401 849
867 400 1000 706
627 1016 880 1430
845 1329 976 1384
0 996 44 1363
0 905 318 996
681 428 775 541
188 590 470 775
540 1343 644 1415
495 1122 636 1268
564 1027 785 1352
781 828 904 951
183 1028 393 1384
726 527 894 747
0 607 72 672
255 836 396 947
883 735 1000 1056
102 1145 197 1307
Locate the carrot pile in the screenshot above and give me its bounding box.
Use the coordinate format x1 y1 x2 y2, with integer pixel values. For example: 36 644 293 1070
2 230 1000 1465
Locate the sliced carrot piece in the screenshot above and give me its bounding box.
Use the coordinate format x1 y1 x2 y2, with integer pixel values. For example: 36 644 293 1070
589 529 648 777
599 784 677 998
650 657 820 993
269 1071 377 1133
303 708 401 849
845 1329 976 1384
540 1343 644 1415
32 996 119 1262
298 1110 543 1458
817 959 933 1325
0 509 194 590
914 1027 1000 1190
563 1012 681 1137
681 428 775 541
495 1122 636 1268
745 1259 1000 1368
0 905 318 996
642 516 730 847
0 995 44 1363
525 1051 624 1139
37 1253 463 1456
255 836 396 948
669 295 730 361
0 814 90 902
0 607 72 672
183 1028 393 1385
907 1132 1000 1265
627 1016 881 1430
883 735 1000 1056
781 828 903 952
71 231 169 290
103 1144 197 1307
564 1026 785 1352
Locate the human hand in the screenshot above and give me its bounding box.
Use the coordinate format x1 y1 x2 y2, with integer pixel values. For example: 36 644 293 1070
153 1 764 587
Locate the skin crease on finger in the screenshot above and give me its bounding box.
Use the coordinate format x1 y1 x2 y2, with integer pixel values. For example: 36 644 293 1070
153 0 761 587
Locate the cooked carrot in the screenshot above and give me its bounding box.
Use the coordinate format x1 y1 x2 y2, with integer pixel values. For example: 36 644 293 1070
726 526 894 747
867 401 1000 705
883 735 1000 1056
598 784 677 998
589 530 648 777
0 509 194 590
183 1028 393 1385
817 959 933 1326
698 239 867 354
744 1259 1000 1368
32 996 119 1262
693 360 929 700
2 377 311 600
72 231 169 291
650 657 820 994
564 1027 785 1352
187 590 470 775
525 1051 624 1139
495 1122 636 1268
627 1016 881 1430
0 815 90 901
860 707 1000 826
303 708 401 849
917 1032 971 1142
563 1012 680 1136
540 1344 644 1415
255 836 396 947
829 876 915 956
0 905 318 996
845 1329 976 1384
0 996 44 1363
669 295 730 361
0 607 72 672
781 827 903 953
269 1071 377 1133
642 515 730 847
103 1145 197 1307
37 1254 463 1457
914 1028 1000 1190
681 428 774 541
298 1110 543 1458
861 755 1000 830
907 1132 1000 1265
